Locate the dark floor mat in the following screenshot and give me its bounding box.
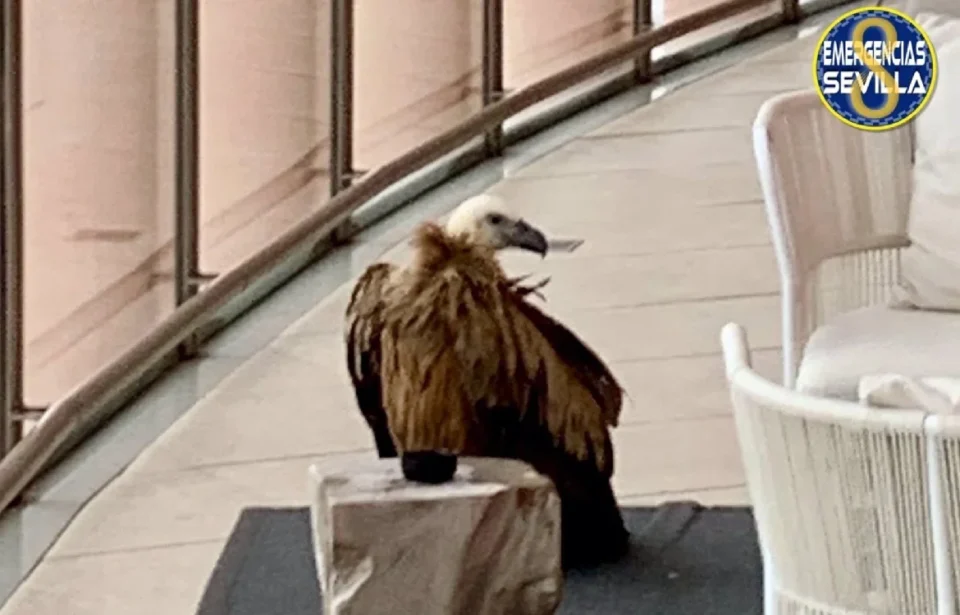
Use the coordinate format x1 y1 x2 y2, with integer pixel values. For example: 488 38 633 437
197 502 762 615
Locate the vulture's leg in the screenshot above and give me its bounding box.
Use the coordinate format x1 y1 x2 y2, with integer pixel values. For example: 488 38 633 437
353 387 397 457
348 372 397 457
372 426 398 458
364 415 397 458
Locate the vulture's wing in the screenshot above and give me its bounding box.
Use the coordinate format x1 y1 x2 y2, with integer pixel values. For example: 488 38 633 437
375 265 628 567
504 286 623 478
375 262 622 477
508 281 623 429
344 263 398 458
501 285 629 566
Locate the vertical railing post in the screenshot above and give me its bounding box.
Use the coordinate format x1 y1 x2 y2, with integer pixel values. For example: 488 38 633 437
175 0 201 358
633 0 653 83
783 0 801 24
330 0 354 196
0 0 24 455
175 0 200 309
482 0 504 156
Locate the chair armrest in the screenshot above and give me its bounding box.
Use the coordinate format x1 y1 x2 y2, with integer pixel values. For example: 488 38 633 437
752 90 913 385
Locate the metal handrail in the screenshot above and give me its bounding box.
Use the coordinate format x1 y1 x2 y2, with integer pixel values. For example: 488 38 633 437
0 0 782 514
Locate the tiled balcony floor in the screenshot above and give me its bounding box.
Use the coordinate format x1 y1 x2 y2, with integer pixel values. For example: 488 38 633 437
0 10 848 614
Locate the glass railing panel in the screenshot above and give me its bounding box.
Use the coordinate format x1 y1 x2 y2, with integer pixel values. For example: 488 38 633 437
22 0 177 408
197 0 332 277
652 0 783 61
503 0 636 91
351 0 485 171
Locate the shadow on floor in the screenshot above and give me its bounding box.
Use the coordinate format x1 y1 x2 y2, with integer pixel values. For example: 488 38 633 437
197 502 761 615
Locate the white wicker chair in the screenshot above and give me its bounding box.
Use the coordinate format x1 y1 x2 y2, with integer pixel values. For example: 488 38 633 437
721 322 954 614
752 89 915 395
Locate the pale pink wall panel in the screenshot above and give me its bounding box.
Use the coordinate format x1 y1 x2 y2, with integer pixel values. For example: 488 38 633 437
198 0 331 274
22 0 175 403
654 0 775 23
352 0 484 169
22 0 334 403
651 0 781 59
503 0 634 89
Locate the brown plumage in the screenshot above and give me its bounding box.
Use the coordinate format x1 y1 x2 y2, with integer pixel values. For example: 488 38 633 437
344 195 628 569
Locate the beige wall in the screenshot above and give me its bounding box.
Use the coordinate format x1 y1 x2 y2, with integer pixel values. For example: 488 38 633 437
22 0 333 403
198 0 331 273
504 0 634 87
352 0 484 168
23 0 174 402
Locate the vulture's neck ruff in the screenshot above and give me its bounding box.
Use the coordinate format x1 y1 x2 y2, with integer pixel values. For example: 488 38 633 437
411 223 504 280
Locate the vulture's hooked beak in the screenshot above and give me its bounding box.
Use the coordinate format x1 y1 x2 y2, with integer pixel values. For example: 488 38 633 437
508 218 549 258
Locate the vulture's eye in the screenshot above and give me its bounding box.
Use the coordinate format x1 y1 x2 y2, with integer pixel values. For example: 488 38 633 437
489 214 504 225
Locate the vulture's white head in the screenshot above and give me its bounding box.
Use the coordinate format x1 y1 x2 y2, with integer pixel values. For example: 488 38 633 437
444 194 548 257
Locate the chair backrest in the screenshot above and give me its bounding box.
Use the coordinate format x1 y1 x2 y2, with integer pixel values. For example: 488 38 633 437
753 90 914 387
753 90 913 278
722 323 937 613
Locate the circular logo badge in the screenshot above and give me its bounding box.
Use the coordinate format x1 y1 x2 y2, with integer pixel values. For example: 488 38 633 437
813 7 937 131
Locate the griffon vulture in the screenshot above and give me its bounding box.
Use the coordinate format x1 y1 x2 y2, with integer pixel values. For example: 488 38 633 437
344 194 628 569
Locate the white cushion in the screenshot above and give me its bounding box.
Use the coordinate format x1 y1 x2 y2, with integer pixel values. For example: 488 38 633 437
859 373 960 413
796 305 960 400
896 13 960 310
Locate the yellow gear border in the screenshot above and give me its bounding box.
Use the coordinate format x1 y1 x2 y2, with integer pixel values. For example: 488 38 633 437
812 6 938 132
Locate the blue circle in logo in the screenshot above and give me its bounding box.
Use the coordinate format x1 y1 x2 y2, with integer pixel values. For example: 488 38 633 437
813 7 937 131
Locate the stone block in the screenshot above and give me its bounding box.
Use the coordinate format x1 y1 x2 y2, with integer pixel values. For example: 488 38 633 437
308 456 562 615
